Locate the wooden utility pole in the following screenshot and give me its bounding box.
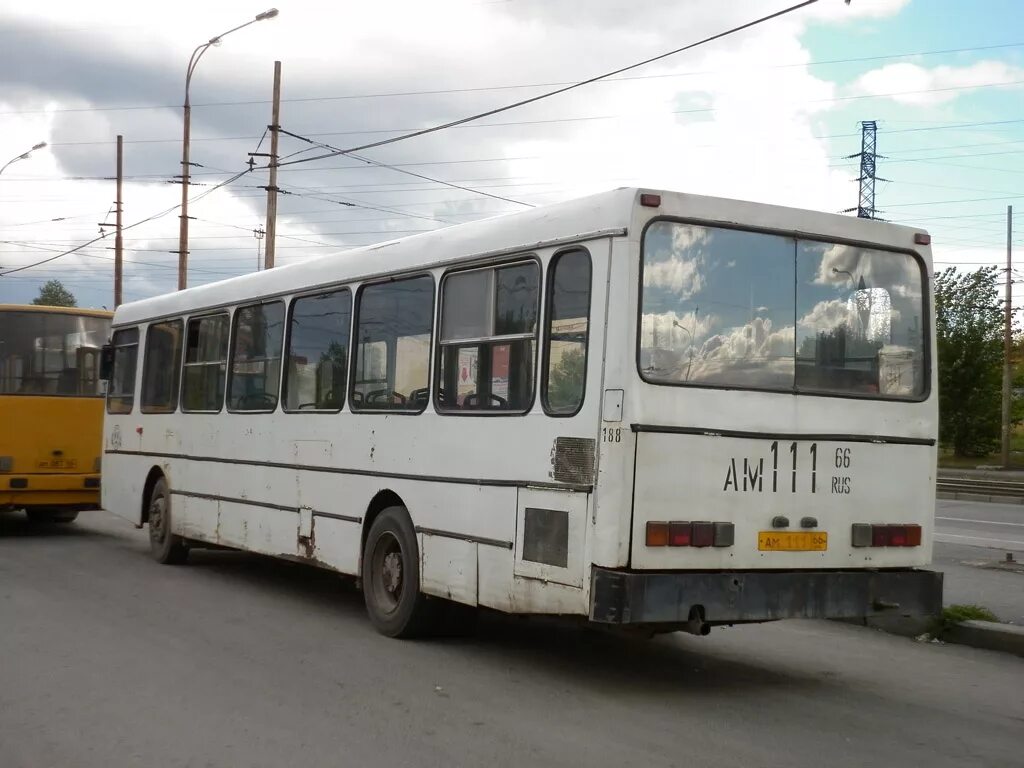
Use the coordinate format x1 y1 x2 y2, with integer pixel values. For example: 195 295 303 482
1002 204 1013 468
264 60 281 271
114 134 124 308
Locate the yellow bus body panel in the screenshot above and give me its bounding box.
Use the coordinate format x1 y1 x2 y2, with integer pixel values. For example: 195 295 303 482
0 395 105 510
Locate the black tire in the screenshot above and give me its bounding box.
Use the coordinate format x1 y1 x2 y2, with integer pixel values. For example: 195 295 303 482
361 506 434 638
147 477 189 565
25 509 78 524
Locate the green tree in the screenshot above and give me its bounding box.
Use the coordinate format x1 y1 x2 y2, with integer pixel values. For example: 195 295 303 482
31 279 77 307
935 266 1003 457
547 346 585 412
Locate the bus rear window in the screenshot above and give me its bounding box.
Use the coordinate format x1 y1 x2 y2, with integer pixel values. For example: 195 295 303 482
0 311 110 397
640 221 926 398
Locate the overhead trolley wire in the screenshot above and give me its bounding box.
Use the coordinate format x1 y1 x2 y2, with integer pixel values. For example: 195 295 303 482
0 168 253 276
277 127 534 207
275 0 822 168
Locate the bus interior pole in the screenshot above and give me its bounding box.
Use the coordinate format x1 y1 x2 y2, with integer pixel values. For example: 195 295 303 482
264 60 281 271
1003 204 1013 469
114 134 123 309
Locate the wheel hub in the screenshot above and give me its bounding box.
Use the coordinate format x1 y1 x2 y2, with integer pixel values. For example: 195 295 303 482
382 551 402 594
150 497 165 542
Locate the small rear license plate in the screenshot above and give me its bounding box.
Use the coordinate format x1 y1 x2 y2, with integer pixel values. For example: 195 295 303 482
758 531 828 551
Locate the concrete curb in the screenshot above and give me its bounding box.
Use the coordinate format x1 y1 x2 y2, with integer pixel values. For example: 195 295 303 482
841 616 1024 658
944 620 1024 658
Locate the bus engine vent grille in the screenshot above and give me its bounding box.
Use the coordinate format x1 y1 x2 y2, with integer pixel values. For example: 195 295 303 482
551 437 596 486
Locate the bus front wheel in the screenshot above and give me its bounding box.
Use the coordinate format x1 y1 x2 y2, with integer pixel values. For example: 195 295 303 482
147 477 189 565
362 506 434 638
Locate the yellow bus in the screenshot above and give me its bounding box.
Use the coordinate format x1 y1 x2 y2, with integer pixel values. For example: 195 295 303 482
0 304 113 523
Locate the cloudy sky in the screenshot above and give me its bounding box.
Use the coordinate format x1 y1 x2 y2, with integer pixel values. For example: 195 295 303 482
0 0 1021 309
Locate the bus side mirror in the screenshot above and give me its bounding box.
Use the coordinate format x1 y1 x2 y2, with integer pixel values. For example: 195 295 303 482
100 344 115 381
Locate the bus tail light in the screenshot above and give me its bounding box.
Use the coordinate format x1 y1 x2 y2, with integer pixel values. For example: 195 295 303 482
852 523 922 547
692 522 714 547
648 521 734 547
646 521 669 547
669 522 691 546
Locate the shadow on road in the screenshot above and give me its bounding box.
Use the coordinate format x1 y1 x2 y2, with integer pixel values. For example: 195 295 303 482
0 510 109 539
179 546 830 695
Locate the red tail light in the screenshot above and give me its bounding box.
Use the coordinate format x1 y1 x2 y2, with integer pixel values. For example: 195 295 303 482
857 523 922 548
668 522 692 547
647 521 734 547
906 524 922 547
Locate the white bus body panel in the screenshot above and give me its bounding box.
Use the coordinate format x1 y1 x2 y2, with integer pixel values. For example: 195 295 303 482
101 187 939 623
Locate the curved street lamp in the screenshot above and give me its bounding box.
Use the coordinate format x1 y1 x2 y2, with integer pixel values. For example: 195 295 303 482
177 8 279 291
0 142 47 176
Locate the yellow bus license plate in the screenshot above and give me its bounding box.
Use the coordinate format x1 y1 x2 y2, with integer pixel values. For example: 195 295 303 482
758 532 828 551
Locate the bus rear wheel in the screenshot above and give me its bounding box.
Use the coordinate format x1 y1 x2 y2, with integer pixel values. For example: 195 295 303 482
26 509 78 524
147 477 189 565
362 506 434 638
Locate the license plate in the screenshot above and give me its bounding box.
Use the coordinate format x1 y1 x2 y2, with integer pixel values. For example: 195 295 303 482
758 531 828 551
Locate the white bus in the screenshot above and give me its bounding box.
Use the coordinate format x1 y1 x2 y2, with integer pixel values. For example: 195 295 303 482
101 188 942 637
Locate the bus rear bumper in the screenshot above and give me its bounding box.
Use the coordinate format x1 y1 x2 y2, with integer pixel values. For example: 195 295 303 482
0 473 102 511
589 567 944 626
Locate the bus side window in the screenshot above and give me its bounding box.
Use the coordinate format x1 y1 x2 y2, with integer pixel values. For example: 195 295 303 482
141 321 183 414
228 301 285 412
182 314 229 412
284 289 351 412
107 327 139 414
351 276 433 412
437 260 540 413
542 249 592 416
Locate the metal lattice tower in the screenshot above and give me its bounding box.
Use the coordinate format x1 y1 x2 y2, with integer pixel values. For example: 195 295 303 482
843 120 884 219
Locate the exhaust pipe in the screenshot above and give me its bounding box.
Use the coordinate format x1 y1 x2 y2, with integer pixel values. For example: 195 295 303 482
681 606 711 636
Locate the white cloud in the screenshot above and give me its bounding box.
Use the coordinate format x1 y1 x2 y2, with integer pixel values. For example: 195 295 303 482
1 0 914 307
852 60 1024 106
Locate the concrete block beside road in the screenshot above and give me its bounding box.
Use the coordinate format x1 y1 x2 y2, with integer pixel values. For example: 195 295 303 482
944 620 1024 658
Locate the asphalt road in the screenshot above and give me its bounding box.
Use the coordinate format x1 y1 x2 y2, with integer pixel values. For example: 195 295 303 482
2 510 1023 768
933 498 1024 625
935 498 1024 554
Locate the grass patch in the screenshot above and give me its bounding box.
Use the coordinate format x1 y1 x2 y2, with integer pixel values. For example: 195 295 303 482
929 604 999 638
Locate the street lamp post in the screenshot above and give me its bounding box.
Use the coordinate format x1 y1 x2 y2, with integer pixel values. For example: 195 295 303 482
177 8 279 291
0 142 47 176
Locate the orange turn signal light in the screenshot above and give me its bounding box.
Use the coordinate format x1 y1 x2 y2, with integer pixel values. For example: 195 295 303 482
646 521 669 547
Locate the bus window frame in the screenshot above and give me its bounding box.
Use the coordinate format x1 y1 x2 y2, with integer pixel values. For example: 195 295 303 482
541 246 593 418
433 254 542 417
282 286 353 415
106 325 139 414
140 318 184 414
180 310 231 414
349 272 435 415
226 299 286 415
635 215 932 403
